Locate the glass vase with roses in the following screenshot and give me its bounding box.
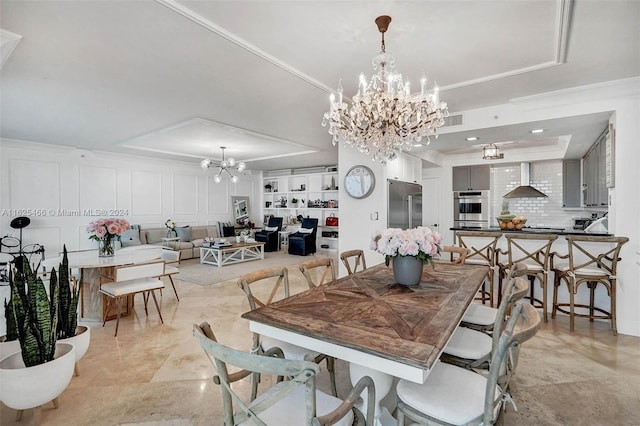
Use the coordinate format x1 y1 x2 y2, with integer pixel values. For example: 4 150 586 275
86 218 131 257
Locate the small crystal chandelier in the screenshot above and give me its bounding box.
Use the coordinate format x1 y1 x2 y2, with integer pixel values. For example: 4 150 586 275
482 143 504 160
322 15 449 164
200 146 246 183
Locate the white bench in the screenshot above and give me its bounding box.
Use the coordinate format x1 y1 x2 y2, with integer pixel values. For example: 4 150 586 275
100 261 165 336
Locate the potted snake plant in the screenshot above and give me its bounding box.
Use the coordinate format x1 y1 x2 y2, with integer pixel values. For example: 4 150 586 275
0 252 76 417
55 246 90 376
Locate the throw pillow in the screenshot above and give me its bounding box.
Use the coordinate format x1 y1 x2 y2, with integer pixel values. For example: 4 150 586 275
264 226 278 232
297 227 313 234
175 226 193 242
120 226 141 247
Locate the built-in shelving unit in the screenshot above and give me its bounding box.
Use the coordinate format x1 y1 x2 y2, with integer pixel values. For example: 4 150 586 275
262 169 339 253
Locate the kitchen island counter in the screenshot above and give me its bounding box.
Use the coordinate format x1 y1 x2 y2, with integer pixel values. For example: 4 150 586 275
450 226 612 236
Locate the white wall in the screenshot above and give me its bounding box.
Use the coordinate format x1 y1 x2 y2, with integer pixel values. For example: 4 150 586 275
0 140 261 256
337 147 386 276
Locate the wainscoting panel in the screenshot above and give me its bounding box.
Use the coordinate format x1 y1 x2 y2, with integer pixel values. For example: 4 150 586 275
207 177 229 214
79 166 117 210
131 170 162 215
9 159 60 211
173 174 198 215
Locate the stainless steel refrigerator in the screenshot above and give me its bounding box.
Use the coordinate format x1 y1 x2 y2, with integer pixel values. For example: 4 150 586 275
387 179 423 229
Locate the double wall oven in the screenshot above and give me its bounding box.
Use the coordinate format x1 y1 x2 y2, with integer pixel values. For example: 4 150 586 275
453 190 490 228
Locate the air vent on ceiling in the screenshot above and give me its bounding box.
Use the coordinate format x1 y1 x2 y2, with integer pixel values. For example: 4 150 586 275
442 114 463 127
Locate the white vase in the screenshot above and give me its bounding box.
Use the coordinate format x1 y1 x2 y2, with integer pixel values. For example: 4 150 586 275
0 342 75 411
58 325 90 376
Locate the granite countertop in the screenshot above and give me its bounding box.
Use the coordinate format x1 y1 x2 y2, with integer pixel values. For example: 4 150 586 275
449 226 612 236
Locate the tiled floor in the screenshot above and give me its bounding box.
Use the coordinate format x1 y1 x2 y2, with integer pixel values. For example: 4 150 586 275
1 264 640 425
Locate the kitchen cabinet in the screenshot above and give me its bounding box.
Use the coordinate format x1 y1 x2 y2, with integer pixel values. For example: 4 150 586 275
562 159 581 207
452 165 490 191
385 153 422 183
582 133 608 207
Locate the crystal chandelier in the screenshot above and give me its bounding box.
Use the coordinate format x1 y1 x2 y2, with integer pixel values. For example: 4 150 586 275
200 146 246 183
322 15 449 164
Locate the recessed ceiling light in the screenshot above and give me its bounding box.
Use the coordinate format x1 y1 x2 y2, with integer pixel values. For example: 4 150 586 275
413 143 423 147
530 129 545 134
466 136 478 141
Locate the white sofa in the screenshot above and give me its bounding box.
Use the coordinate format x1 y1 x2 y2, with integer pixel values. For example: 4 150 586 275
124 226 219 260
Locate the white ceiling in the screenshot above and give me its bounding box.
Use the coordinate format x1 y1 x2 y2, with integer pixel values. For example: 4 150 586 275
1 1 638 170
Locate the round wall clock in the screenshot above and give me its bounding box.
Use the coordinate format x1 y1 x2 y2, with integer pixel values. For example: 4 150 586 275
344 165 376 199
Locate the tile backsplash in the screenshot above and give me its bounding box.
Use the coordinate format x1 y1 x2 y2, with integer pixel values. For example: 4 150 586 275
490 161 575 228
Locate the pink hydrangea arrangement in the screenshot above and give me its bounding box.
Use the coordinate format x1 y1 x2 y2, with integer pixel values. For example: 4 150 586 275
371 226 442 267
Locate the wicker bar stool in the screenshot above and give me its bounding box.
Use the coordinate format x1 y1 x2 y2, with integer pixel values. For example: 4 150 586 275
551 235 629 335
454 231 502 307
498 233 558 322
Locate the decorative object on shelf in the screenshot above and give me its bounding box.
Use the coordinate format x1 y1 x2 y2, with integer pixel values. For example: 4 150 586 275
322 15 449 164
291 197 299 207
165 218 177 238
264 183 272 192
325 213 339 226
200 146 246 184
482 143 504 160
345 165 376 199
86 218 130 257
371 226 442 286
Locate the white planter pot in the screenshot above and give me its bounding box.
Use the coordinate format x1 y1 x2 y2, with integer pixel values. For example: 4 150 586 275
0 342 75 410
0 339 21 360
59 325 90 376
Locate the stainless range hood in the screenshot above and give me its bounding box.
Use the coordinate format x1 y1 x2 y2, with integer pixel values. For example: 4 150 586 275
503 163 548 198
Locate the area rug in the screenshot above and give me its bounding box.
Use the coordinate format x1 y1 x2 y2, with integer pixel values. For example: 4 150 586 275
174 251 314 286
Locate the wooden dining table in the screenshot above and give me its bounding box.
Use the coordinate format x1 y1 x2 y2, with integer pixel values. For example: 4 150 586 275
242 261 488 425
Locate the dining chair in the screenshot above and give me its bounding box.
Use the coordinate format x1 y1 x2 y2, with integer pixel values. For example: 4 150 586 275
396 302 541 426
158 248 180 301
237 267 338 399
193 322 375 425
440 274 529 370
340 249 367 275
454 231 502 306
496 233 558 321
460 262 528 333
99 261 165 337
440 246 468 265
551 235 629 335
300 257 337 288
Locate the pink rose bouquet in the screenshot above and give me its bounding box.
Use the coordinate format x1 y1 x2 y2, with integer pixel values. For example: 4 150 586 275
371 226 442 267
87 218 131 256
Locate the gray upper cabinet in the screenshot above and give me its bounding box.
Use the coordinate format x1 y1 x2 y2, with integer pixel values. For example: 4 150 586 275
452 165 490 191
582 132 608 207
562 159 581 207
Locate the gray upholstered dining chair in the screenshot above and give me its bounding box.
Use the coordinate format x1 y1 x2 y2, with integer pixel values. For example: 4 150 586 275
440 273 529 370
460 262 528 333
194 322 376 425
237 267 338 399
396 302 541 426
454 231 502 307
340 249 367 275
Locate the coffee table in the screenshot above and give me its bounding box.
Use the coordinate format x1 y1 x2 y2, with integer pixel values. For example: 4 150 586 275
200 242 265 267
